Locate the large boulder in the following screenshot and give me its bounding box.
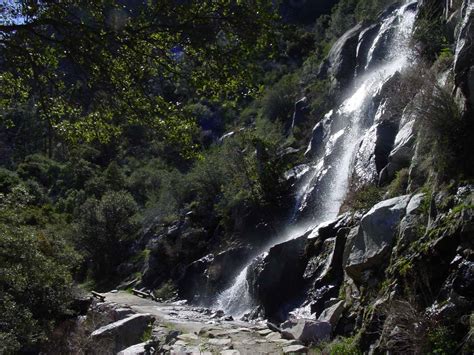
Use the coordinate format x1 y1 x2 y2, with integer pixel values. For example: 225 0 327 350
252 234 309 322
90 313 154 353
345 195 411 284
280 318 331 344
393 193 426 255
318 300 345 330
117 342 147 355
305 110 333 157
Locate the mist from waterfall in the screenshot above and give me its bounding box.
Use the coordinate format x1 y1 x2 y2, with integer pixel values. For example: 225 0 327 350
213 1 417 318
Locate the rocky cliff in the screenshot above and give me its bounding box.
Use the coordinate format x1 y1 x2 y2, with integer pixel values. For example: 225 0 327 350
98 0 474 353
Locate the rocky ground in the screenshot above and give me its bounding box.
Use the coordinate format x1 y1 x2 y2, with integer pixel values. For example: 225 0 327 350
80 291 315 354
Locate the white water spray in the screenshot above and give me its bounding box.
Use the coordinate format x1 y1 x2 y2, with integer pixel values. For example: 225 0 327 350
214 2 417 317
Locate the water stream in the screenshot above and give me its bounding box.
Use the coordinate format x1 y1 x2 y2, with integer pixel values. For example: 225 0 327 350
213 1 417 318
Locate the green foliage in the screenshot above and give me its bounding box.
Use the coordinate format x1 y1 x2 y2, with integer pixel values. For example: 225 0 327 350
140 323 153 342
314 336 362 355
0 167 20 193
0 0 278 149
416 85 474 181
341 185 383 212
387 168 409 197
261 74 298 122
153 280 178 301
0 185 77 353
427 326 457 355
76 190 138 283
16 154 62 187
412 1 449 61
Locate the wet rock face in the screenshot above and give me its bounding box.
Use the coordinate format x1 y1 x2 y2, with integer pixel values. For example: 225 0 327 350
178 247 252 305
345 195 411 284
356 24 382 74
454 0 474 110
251 234 309 322
290 97 309 132
318 23 364 93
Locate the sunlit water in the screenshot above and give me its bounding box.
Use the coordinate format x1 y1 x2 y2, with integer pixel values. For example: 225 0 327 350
213 1 417 317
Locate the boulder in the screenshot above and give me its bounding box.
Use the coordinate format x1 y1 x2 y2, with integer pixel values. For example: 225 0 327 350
117 342 147 355
90 313 154 353
318 300 345 329
283 344 308 354
379 119 416 184
346 195 411 284
280 318 331 344
251 235 309 322
113 307 135 321
395 193 426 254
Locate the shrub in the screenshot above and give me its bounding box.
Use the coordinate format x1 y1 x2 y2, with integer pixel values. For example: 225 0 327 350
412 1 448 61
0 225 77 353
76 190 138 284
415 85 474 181
261 74 298 123
0 168 20 193
382 300 458 354
16 154 62 187
341 185 383 212
386 168 409 197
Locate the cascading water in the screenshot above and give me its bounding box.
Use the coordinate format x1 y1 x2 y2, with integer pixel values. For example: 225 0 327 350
213 1 417 317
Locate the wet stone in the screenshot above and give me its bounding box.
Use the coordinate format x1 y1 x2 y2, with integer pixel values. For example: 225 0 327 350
177 333 199 341
265 332 282 341
258 329 273 336
283 344 308 354
220 350 240 355
208 338 232 346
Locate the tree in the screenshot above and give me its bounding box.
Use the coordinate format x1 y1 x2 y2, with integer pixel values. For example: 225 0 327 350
0 0 278 155
0 183 78 353
76 190 138 284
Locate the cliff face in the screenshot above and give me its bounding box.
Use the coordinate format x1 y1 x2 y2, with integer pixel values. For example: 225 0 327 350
161 1 473 352
240 1 474 352
118 1 474 353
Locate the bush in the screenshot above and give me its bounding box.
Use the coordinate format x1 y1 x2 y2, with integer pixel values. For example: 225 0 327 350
341 185 383 212
386 168 409 197
16 154 62 187
261 74 298 123
412 1 448 61
0 225 77 353
76 190 138 284
0 168 20 193
416 85 474 181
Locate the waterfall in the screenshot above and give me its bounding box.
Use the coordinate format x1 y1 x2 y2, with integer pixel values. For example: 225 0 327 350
213 1 417 317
